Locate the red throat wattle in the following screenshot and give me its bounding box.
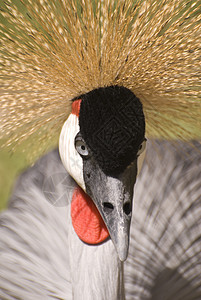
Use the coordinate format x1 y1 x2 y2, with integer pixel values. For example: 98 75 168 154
71 187 109 244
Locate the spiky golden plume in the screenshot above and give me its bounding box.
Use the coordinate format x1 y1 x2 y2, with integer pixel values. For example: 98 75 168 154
0 0 201 157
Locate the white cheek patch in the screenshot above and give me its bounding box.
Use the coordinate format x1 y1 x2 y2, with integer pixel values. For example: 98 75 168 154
59 114 86 191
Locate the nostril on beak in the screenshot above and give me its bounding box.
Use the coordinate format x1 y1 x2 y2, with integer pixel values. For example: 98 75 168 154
103 202 114 214
123 202 132 216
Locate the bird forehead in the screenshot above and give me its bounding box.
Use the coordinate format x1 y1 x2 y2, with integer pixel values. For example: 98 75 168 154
78 86 145 175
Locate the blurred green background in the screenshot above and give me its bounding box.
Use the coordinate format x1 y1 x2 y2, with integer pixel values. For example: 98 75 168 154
0 145 28 211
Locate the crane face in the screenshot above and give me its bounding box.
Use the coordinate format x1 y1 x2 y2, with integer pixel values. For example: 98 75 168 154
59 86 146 261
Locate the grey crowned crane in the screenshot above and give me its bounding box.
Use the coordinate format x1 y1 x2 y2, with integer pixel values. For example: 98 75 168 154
0 0 201 299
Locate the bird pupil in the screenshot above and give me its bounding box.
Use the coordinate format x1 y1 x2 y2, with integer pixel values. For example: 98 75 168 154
81 145 85 150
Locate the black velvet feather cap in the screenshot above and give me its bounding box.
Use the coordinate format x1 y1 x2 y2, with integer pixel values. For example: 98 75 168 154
78 86 145 176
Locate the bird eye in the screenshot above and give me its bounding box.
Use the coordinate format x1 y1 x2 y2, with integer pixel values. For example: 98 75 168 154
75 138 89 157
137 139 146 156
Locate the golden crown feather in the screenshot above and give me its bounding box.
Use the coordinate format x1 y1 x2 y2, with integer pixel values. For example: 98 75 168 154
0 0 201 157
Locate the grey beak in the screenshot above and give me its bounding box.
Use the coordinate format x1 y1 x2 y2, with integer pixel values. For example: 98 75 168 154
83 158 138 261
94 175 133 261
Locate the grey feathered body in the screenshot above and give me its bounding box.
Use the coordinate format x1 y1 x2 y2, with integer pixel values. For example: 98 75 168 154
0 141 201 299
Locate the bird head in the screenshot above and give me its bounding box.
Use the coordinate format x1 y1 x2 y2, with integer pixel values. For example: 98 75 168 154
59 86 146 261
